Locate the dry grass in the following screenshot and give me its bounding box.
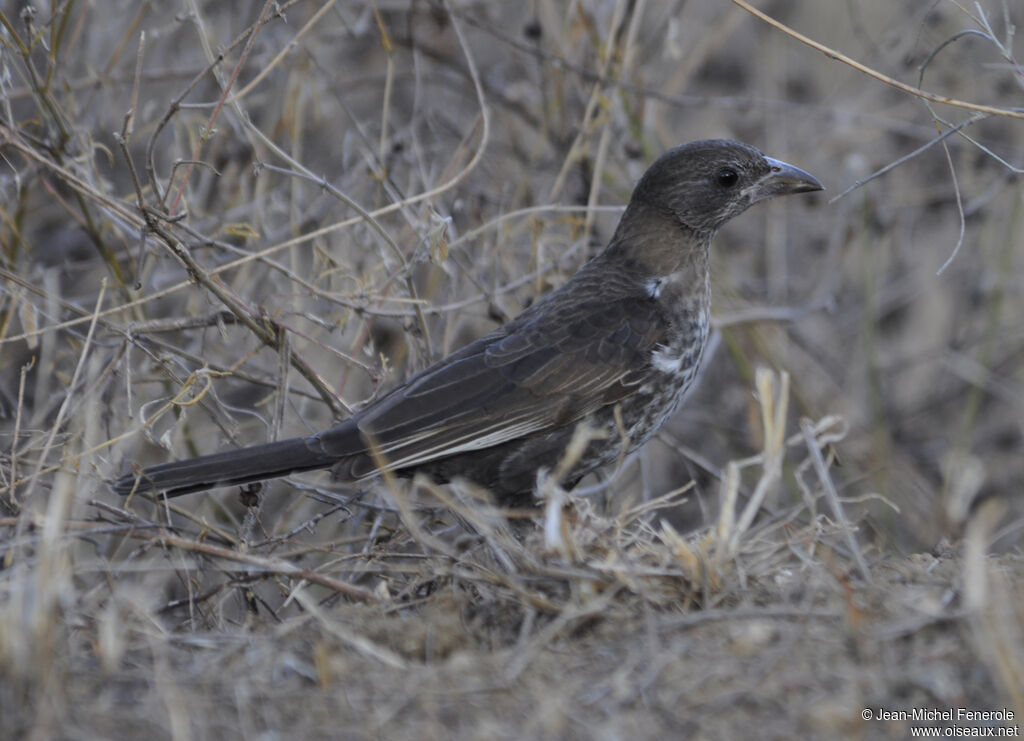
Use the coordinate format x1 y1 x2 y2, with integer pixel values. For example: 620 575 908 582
1 1 1023 739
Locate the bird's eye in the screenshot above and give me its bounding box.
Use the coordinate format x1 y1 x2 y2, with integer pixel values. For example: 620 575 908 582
716 168 739 188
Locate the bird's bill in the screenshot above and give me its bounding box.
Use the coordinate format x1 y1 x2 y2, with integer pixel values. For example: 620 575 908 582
757 157 825 198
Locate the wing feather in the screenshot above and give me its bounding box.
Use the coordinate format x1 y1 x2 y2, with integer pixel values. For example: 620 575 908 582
314 285 667 476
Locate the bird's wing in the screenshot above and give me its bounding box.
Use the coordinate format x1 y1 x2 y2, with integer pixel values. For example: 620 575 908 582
312 293 666 473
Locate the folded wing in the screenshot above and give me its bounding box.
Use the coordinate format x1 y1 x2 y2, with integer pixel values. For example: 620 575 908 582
312 292 666 477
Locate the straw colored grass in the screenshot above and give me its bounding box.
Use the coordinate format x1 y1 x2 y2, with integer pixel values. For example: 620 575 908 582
2 1 1022 738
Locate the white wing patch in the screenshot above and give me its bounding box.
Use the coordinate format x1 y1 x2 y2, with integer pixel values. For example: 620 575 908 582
354 417 548 476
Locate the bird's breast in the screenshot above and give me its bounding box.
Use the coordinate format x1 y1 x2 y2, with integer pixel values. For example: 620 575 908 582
648 269 710 379
620 294 710 448
650 309 708 377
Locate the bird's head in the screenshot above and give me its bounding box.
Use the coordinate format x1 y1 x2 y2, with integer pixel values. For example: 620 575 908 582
630 139 823 235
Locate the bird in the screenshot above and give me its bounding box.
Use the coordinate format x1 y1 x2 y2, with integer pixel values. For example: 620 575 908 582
114 139 822 506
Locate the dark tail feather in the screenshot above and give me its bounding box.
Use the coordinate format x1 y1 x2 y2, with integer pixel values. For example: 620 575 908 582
113 436 338 498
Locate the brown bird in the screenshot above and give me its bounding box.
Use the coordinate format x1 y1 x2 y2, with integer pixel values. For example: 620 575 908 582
114 140 822 505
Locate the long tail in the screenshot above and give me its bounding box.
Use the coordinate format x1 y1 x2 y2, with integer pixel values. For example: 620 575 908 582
113 436 340 498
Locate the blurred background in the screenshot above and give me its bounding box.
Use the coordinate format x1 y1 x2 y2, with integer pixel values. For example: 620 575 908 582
2 0 1022 549
2 3 1023 738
